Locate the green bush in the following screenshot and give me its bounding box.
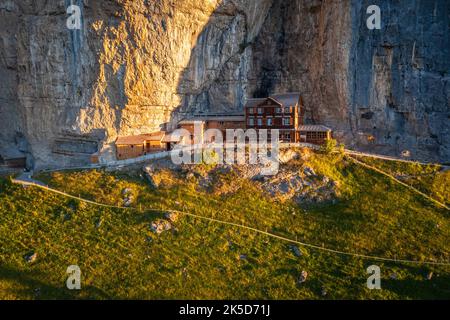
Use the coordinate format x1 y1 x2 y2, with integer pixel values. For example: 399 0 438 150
319 138 337 155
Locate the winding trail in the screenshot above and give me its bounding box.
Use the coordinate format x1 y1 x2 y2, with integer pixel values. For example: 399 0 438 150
10 175 450 267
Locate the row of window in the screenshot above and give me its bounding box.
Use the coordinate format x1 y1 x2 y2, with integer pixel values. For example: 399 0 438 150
247 117 292 126
305 132 329 139
280 133 291 141
248 106 293 114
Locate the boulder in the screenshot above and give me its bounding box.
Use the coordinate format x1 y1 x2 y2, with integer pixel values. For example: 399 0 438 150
164 212 181 223
298 270 308 284
24 252 37 263
289 245 302 257
122 188 132 196
303 166 316 177
150 219 172 234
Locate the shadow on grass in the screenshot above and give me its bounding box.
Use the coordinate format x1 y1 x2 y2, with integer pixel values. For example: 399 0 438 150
0 265 112 300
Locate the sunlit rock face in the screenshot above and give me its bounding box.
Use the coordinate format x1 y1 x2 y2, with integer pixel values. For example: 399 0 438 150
0 0 448 169
0 0 272 168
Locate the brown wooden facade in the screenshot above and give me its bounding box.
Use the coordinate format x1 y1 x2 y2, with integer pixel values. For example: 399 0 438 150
245 93 303 143
115 132 173 160
177 116 245 144
244 93 333 145
299 125 332 145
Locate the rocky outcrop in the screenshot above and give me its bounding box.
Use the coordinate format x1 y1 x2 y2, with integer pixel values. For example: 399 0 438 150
0 0 448 169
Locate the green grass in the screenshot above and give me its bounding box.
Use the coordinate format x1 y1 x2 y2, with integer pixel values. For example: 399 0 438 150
0 153 449 299
354 156 450 206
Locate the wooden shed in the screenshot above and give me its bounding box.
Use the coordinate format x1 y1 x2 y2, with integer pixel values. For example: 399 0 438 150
115 132 169 160
299 125 332 145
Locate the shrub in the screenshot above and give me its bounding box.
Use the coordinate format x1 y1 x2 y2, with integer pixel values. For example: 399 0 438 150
319 139 337 155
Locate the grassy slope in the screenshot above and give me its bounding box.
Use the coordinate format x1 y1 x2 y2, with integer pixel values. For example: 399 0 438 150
0 153 449 299
354 156 450 206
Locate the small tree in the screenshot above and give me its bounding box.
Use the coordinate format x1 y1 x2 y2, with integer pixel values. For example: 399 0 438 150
319 138 337 155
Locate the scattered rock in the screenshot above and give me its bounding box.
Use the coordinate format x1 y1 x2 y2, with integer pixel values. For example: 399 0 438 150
123 196 134 207
164 211 180 223
298 270 308 284
25 252 38 263
95 218 102 228
279 149 299 164
34 288 41 297
186 172 195 180
390 273 398 280
122 188 132 196
321 286 327 297
303 166 316 177
150 219 172 234
239 254 247 261
260 166 337 204
426 272 433 280
289 245 302 257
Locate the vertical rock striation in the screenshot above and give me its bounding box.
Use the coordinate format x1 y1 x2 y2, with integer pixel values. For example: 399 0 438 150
0 0 448 168
249 0 449 162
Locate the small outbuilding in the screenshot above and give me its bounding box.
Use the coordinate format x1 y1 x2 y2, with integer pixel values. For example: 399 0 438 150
299 125 332 145
115 132 176 160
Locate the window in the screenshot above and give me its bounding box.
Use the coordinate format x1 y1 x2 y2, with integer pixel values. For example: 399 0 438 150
267 117 273 126
284 107 291 113
281 132 291 141
306 132 327 140
257 108 263 114
276 107 282 113
257 118 263 126
248 107 254 114
248 118 254 126
283 118 291 126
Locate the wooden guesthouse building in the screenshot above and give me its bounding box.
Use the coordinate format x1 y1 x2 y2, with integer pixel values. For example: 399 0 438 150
244 92 332 145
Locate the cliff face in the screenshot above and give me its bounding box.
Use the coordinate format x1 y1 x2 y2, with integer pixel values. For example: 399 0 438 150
0 0 449 169
249 0 449 162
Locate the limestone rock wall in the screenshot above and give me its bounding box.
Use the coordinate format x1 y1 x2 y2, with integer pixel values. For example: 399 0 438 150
0 0 272 168
249 0 449 162
0 0 448 168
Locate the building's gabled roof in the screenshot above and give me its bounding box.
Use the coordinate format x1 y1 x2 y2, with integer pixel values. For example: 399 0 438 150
178 119 206 125
245 93 302 109
116 132 165 145
161 132 181 143
203 115 245 122
181 114 245 122
270 92 301 107
244 98 266 108
299 125 332 132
